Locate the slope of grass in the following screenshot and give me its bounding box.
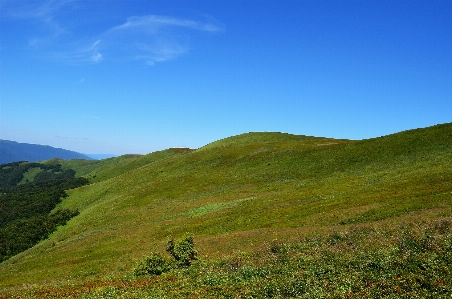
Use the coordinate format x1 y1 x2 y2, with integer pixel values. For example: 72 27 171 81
199 132 349 151
52 148 192 183
0 123 451 297
17 167 42 184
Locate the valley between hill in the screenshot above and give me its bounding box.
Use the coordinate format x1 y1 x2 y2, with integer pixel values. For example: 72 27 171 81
1 123 451 298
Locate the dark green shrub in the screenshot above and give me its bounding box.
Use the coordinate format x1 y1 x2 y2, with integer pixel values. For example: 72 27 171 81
134 235 198 277
166 235 197 266
133 252 169 276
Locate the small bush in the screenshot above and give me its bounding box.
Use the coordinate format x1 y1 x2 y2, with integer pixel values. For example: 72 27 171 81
133 252 169 277
166 235 197 267
134 235 198 277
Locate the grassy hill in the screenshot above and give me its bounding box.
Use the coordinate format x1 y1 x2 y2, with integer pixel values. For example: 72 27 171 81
51 148 193 183
1 123 451 298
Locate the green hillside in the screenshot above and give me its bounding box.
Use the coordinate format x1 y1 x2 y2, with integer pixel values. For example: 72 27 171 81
1 123 451 298
50 148 193 183
198 132 347 150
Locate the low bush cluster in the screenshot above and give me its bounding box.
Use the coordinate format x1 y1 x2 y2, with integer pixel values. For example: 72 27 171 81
126 221 452 298
133 235 197 277
132 252 169 277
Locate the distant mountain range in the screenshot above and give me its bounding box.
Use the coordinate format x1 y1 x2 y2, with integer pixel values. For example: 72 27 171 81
0 140 93 164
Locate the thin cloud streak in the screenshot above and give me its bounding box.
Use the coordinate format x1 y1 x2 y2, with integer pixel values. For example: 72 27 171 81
1 0 73 19
49 14 221 65
50 39 103 65
1 0 73 36
112 15 224 33
133 39 189 65
3 0 224 66
103 14 224 65
87 40 103 63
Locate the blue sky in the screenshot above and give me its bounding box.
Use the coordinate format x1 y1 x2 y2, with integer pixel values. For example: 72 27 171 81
1 0 451 155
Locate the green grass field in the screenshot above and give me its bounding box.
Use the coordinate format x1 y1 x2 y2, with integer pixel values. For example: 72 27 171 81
1 123 451 298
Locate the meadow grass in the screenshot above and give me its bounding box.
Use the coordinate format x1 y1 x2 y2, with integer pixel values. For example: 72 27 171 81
0 123 451 297
2 217 451 298
53 148 192 183
17 167 42 184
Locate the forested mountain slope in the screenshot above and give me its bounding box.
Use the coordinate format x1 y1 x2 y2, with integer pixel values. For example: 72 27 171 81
0 162 88 262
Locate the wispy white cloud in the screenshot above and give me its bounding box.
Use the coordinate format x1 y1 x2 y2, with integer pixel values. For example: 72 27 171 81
3 0 224 66
102 15 224 65
131 39 189 65
86 39 103 63
1 0 72 19
1 0 73 35
39 14 222 65
50 39 103 65
111 15 223 33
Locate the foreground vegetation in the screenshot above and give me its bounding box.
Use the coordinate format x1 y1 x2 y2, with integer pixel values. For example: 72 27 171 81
0 123 451 297
2 218 451 298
